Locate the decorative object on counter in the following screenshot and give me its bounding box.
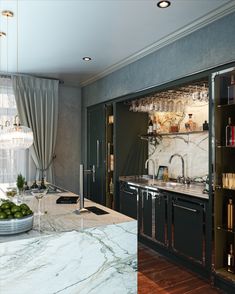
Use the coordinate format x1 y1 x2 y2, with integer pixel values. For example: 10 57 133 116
222 173 235 190
227 244 235 274
203 175 209 194
203 120 209 131
39 177 47 190
227 199 234 230
156 165 168 181
31 187 48 216
16 173 25 203
23 181 29 191
0 200 33 235
226 117 235 146
228 74 235 104
30 180 38 189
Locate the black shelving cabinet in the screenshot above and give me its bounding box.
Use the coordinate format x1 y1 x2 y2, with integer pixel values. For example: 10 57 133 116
212 66 235 293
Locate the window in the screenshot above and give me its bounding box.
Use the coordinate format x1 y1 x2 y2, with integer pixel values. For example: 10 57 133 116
0 76 27 183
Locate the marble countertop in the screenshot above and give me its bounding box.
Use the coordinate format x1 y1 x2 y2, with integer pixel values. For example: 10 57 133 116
120 176 209 200
0 192 137 293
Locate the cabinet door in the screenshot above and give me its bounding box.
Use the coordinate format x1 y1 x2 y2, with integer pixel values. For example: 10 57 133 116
119 182 138 219
142 190 153 237
87 104 105 205
172 197 204 263
155 193 168 246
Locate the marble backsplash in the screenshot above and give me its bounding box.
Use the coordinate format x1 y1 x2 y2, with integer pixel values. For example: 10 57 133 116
148 101 208 179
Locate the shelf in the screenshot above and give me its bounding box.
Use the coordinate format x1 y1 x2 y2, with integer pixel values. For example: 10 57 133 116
140 130 208 138
217 103 235 108
217 145 235 149
215 268 235 282
216 225 235 234
215 187 235 191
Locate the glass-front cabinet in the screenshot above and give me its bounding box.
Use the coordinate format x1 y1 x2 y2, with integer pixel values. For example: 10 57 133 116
213 66 235 290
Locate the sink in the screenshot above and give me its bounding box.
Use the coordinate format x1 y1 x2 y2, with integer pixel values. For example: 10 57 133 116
159 181 184 188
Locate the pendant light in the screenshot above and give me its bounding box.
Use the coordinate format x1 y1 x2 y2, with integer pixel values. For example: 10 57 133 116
0 6 33 150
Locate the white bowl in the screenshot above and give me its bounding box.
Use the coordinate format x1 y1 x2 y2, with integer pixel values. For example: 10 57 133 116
0 214 34 235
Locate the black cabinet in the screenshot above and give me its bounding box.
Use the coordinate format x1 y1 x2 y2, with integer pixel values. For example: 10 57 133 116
139 188 168 246
171 196 205 263
87 104 106 205
119 181 138 219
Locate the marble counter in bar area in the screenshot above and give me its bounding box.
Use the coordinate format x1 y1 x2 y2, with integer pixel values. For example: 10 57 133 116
0 192 137 294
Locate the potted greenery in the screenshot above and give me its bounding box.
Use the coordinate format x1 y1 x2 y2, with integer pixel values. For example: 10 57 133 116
16 173 25 202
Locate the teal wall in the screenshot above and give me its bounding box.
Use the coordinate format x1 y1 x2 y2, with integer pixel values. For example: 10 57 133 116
81 11 235 165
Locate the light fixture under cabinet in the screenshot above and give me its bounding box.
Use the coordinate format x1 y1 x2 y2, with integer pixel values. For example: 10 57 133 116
82 56 92 61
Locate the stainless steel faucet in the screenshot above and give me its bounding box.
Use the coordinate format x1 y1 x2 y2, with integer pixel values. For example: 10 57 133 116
145 158 156 180
169 153 185 183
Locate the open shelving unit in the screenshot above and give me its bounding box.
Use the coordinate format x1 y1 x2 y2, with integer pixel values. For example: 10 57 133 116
213 67 235 286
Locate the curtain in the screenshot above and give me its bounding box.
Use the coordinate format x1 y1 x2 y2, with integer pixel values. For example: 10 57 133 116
0 76 27 183
12 75 59 183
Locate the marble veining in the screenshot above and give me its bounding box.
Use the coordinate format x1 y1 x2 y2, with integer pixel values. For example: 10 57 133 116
0 221 137 294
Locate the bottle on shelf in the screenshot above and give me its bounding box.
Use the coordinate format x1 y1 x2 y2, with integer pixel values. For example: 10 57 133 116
148 117 153 135
186 114 197 131
226 117 235 146
227 199 234 230
227 244 235 274
203 120 209 131
228 74 235 104
153 116 157 134
109 177 114 195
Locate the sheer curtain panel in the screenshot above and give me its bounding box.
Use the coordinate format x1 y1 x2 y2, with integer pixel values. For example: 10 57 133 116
0 76 27 183
12 75 59 183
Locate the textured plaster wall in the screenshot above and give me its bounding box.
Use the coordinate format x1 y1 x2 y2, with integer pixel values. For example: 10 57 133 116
54 85 81 194
81 11 235 165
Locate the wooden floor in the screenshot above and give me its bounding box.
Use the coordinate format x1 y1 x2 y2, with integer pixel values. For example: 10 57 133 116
138 243 223 294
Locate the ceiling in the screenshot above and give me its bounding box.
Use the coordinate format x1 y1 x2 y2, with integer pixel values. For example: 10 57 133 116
0 0 234 86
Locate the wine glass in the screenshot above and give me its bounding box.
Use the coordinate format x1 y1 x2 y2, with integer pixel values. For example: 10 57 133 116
31 188 48 216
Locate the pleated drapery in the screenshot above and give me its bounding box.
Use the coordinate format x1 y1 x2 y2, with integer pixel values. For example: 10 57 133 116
12 75 59 183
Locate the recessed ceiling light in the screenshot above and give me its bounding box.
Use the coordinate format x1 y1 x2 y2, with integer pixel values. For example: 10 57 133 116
82 57 92 61
157 1 171 8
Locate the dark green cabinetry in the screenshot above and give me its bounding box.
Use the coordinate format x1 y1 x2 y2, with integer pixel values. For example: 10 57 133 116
171 196 205 263
87 104 106 205
119 181 138 219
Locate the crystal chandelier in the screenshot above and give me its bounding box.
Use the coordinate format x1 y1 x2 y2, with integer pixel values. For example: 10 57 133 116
0 116 33 150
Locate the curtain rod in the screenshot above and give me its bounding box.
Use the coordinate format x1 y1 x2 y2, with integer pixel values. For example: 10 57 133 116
0 72 64 84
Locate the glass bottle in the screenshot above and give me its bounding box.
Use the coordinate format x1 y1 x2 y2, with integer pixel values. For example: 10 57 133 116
227 244 235 273
228 74 235 104
148 118 153 135
187 114 197 131
227 198 234 230
226 117 232 146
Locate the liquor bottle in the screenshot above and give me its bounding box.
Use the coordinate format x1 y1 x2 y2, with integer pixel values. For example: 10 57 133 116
148 118 153 135
187 114 197 131
225 117 235 146
227 244 235 273
109 178 114 195
228 74 235 104
228 199 234 230
203 120 209 131
153 116 157 134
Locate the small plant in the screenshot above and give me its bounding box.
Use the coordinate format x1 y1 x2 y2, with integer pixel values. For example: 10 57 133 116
16 173 25 190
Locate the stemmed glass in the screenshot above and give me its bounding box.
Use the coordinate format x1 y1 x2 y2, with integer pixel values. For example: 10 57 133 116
31 187 48 216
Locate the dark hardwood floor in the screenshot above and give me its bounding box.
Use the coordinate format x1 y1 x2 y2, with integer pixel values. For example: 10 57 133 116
138 243 223 294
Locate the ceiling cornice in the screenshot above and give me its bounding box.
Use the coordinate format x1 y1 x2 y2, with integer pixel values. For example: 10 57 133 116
81 1 235 88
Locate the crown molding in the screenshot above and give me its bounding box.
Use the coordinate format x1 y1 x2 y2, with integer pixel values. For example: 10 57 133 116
80 1 235 87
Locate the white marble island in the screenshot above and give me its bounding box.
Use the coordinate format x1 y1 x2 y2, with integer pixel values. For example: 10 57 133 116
0 192 137 294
